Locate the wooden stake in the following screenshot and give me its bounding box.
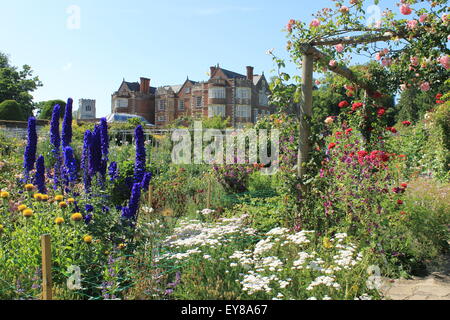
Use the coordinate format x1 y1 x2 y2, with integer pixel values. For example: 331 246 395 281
206 177 212 209
148 184 153 210
41 234 52 300
298 53 314 181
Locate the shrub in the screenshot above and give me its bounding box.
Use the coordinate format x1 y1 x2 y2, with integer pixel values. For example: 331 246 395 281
0 100 26 121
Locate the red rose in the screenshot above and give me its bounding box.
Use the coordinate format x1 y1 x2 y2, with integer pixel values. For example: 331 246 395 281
397 200 404 205
436 93 443 100
377 108 386 116
328 143 337 150
401 183 408 188
387 127 397 134
339 101 350 108
402 121 412 126
345 128 353 135
351 102 363 111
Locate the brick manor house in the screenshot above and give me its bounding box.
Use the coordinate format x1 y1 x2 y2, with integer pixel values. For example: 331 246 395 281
111 65 275 127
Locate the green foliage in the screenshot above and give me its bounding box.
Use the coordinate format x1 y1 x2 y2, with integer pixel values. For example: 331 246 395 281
0 100 26 121
0 52 42 118
37 100 66 120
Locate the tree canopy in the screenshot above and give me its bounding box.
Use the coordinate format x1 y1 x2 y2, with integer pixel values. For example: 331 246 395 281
36 100 66 120
0 52 42 118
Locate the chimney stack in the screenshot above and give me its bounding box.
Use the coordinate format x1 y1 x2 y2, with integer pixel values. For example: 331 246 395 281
246 66 254 81
210 66 216 77
140 77 150 94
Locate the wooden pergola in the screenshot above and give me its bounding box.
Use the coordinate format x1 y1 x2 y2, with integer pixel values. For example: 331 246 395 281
296 30 409 182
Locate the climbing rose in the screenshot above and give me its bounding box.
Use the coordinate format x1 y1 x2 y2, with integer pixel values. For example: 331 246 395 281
338 101 349 108
407 20 418 29
381 58 392 67
329 60 337 67
377 108 386 117
324 116 335 124
328 143 337 150
352 102 363 111
410 56 419 66
420 82 430 92
402 121 412 126
339 6 349 14
335 44 344 53
310 19 320 27
438 55 449 70
400 4 412 15
419 14 428 23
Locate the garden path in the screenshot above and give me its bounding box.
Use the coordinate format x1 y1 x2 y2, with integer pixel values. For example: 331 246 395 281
382 246 450 300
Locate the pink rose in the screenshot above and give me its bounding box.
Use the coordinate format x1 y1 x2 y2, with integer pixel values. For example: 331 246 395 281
382 58 392 67
407 20 418 29
438 55 450 70
400 84 407 91
329 60 337 67
420 82 430 92
324 117 335 124
375 53 382 61
400 4 412 15
335 44 344 53
410 56 419 66
443 14 448 23
310 19 320 27
340 6 349 14
419 14 428 23
315 80 321 85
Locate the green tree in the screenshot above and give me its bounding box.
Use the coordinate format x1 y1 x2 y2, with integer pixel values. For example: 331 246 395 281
396 88 436 124
37 100 66 120
0 52 42 118
0 100 26 121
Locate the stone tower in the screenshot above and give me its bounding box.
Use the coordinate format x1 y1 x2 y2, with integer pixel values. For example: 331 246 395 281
77 99 96 119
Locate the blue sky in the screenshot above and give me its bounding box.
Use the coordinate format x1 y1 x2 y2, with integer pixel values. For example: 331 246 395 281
0 0 402 117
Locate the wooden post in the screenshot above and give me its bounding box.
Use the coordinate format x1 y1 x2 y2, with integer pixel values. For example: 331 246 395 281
298 53 314 181
148 184 153 210
41 234 52 300
206 177 212 209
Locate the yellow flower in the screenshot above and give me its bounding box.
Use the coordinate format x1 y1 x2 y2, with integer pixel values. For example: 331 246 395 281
18 204 27 212
55 195 64 202
0 224 4 233
118 243 126 249
54 217 65 225
33 193 43 201
59 202 68 209
25 184 35 192
71 213 83 222
67 198 75 204
23 209 34 218
323 237 333 249
83 235 93 244
162 208 174 217
41 194 49 201
0 191 10 199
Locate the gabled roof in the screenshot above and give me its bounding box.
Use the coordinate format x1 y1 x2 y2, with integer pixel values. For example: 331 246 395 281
119 80 156 94
124 81 140 92
220 68 246 79
253 75 263 86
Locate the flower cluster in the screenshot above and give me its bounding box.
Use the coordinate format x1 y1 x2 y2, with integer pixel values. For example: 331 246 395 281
23 117 37 180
